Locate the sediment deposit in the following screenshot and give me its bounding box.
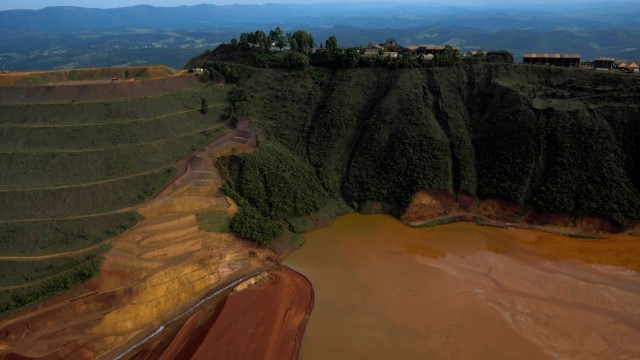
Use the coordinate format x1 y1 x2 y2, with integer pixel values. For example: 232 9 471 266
285 214 640 360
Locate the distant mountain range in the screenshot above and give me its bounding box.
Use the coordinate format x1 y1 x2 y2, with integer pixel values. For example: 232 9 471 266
1 3 639 70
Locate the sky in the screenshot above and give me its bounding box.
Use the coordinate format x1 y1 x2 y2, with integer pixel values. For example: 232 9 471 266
0 0 600 11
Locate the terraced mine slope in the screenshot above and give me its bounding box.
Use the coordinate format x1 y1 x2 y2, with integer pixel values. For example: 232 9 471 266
0 65 182 87
0 72 229 313
0 119 279 359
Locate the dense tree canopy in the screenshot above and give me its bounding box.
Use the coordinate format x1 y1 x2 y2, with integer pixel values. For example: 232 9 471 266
290 30 314 52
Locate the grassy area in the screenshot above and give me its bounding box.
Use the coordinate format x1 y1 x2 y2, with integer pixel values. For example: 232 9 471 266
0 169 175 221
0 128 221 188
0 248 107 287
0 212 142 256
0 65 175 87
0 110 224 151
0 86 227 125
196 210 230 233
0 246 109 314
0 80 231 312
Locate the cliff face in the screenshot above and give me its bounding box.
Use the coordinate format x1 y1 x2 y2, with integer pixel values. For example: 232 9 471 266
223 64 640 230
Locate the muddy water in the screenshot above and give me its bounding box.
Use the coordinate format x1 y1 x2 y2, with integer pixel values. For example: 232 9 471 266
284 214 640 360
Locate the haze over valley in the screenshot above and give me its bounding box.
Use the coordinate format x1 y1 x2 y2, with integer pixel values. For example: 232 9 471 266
1 2 639 70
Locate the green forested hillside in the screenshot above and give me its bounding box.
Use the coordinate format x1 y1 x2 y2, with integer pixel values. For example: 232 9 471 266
212 62 640 242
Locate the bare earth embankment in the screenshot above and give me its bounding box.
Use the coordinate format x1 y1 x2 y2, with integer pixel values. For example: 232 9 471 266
145 267 314 360
189 267 312 360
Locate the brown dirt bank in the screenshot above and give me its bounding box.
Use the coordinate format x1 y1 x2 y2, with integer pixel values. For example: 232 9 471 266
0 74 199 104
403 191 640 272
285 214 640 360
153 267 313 360
402 190 638 235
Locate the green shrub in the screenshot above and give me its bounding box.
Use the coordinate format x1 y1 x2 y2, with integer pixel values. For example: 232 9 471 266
230 205 282 246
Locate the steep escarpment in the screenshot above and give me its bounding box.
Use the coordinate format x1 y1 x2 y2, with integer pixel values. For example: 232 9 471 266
217 63 640 237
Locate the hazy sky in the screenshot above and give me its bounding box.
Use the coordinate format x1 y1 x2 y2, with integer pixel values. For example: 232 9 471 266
0 0 599 11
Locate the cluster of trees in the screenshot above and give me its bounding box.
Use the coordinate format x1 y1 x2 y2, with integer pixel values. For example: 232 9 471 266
233 27 315 52
235 27 282 51
472 81 639 224
309 44 463 69
223 143 331 245
199 27 515 72
215 61 640 251
532 111 640 224
219 28 481 69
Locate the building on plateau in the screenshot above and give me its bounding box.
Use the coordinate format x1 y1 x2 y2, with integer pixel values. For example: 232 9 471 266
363 47 381 56
406 44 461 56
523 53 581 67
594 57 615 70
616 61 640 73
363 47 399 58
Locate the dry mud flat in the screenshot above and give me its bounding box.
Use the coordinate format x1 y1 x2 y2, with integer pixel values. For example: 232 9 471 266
285 214 640 360
0 120 282 359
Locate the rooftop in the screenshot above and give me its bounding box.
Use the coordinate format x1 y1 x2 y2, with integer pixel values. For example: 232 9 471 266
407 44 461 51
524 54 581 58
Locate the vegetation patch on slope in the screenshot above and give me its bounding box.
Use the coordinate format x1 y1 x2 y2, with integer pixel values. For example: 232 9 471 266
0 246 108 313
0 212 141 256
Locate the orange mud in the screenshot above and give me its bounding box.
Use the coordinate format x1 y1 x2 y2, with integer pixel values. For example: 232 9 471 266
0 120 275 359
285 214 640 360
146 267 313 360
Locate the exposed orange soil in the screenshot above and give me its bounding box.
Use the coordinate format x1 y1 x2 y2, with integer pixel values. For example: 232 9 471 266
403 190 636 234
0 119 277 359
179 267 313 360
